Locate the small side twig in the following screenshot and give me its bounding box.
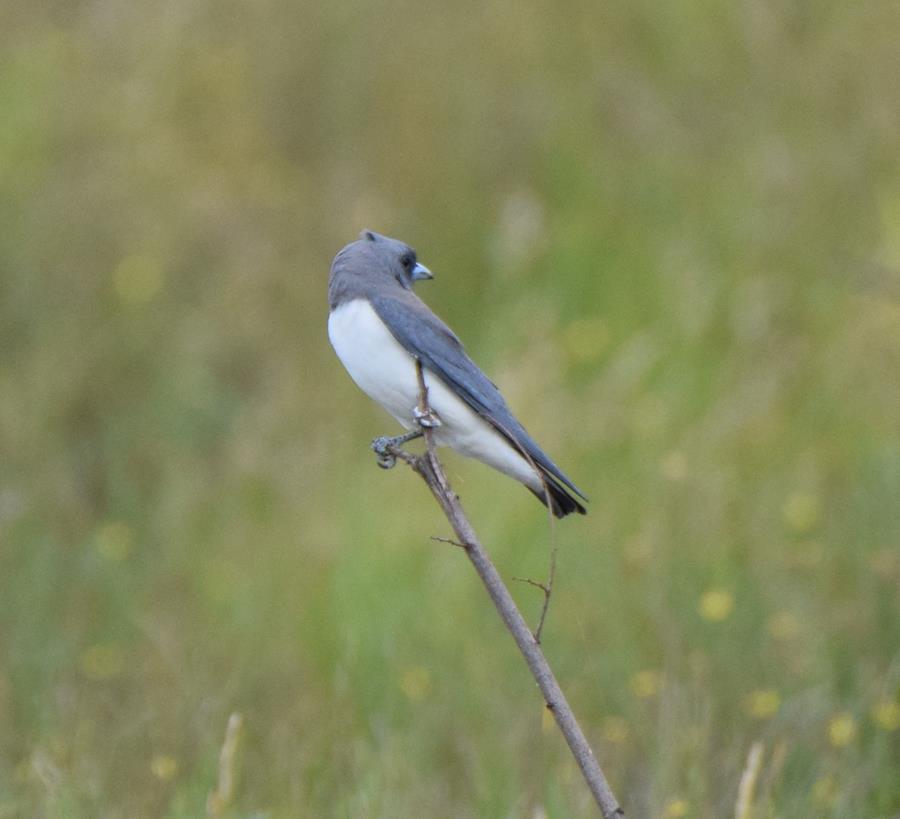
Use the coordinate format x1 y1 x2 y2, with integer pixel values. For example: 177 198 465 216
383 360 623 818
512 574 553 643
430 535 466 548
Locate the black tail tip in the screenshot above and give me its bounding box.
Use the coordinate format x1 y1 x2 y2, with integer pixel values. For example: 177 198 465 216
529 483 587 518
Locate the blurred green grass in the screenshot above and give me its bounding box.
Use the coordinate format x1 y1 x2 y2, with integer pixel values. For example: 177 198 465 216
2 1 899 816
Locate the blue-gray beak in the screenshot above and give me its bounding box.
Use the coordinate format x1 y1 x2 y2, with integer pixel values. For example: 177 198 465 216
412 262 433 281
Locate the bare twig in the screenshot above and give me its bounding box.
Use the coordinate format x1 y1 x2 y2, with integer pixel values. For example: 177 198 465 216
513 576 551 594
520 521 557 644
430 535 466 548
386 360 624 818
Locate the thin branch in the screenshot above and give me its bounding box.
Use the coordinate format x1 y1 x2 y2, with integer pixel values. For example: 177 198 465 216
415 360 560 642
489 416 559 641
382 360 624 818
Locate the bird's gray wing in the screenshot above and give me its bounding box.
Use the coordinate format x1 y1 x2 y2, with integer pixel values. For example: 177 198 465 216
370 293 586 500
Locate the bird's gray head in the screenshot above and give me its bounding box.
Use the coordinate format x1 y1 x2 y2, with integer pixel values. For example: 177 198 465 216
328 230 433 308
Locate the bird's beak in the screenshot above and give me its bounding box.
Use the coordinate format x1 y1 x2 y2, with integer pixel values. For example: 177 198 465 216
412 263 433 281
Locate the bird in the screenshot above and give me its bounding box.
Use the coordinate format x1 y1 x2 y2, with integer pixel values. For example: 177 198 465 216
327 230 587 518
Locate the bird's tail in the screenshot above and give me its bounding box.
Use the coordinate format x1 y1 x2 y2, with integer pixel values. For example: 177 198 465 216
528 474 587 518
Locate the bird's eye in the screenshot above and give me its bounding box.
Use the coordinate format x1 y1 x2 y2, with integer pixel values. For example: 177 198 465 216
400 254 414 269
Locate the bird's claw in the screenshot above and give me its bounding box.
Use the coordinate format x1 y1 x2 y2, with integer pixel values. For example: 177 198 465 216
371 428 425 469
371 436 398 469
376 452 397 469
414 405 442 428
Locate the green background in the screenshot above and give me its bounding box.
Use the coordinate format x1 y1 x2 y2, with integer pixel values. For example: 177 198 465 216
2 1 899 817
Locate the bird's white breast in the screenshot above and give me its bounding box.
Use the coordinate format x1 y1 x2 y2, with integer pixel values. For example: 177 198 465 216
328 298 541 490
328 298 422 429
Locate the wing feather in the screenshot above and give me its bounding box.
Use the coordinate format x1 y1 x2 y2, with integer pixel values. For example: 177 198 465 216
370 293 586 501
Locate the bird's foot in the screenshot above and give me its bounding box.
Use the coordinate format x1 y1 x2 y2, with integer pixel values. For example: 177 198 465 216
371 437 397 469
414 405 442 428
371 429 424 469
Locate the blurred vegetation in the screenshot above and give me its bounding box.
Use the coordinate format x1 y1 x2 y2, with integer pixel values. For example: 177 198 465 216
2 0 899 817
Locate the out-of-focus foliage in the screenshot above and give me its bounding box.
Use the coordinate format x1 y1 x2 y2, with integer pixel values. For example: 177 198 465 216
2 0 899 816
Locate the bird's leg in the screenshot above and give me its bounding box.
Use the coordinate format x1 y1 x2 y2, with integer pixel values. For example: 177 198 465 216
412 358 442 429
371 429 423 469
413 404 442 429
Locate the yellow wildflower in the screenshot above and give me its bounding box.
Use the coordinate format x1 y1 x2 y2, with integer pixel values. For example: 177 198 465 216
151 754 178 781
871 700 900 732
744 689 781 719
630 670 662 699
828 713 857 747
698 589 734 622
662 797 689 818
